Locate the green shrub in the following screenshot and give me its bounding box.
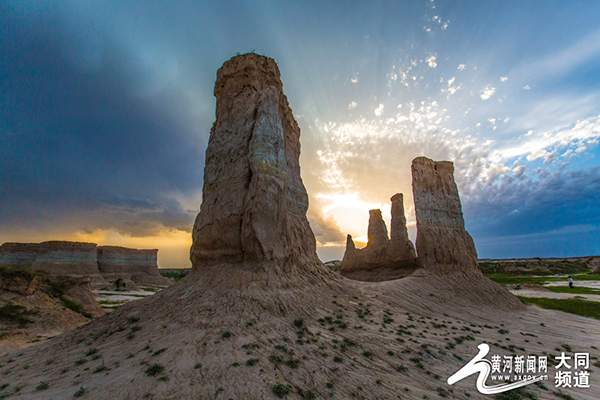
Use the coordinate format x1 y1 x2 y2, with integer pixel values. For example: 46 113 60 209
272 382 291 397
145 364 164 377
0 302 30 326
518 296 600 319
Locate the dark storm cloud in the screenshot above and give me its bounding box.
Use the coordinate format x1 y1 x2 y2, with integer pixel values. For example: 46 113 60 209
0 5 205 236
463 166 600 257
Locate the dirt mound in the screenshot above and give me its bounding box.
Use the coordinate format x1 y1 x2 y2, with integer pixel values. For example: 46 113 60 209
0 268 98 355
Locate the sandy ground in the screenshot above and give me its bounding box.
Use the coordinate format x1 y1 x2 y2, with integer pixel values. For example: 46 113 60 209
0 269 598 400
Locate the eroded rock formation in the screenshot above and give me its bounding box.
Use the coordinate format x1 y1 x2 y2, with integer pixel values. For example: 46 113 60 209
367 209 389 248
341 194 419 281
97 246 169 286
342 157 480 280
0 242 107 285
190 53 326 286
0 242 171 287
411 157 479 273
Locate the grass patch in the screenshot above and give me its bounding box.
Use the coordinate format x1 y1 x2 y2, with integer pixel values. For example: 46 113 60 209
486 272 600 286
545 286 600 295
518 296 600 319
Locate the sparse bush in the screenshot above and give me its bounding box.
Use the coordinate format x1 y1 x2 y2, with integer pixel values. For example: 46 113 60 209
272 382 291 397
222 331 231 339
85 348 98 357
35 381 49 391
396 364 407 373
495 387 538 400
73 386 87 397
145 364 164 377
152 348 167 356
94 363 108 373
246 358 259 366
0 302 30 326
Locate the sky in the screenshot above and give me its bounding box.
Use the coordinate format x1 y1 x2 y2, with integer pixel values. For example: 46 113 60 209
2 0 600 268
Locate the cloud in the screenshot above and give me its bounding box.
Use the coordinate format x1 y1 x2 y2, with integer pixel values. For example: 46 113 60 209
426 55 437 68
480 86 496 100
464 165 600 240
0 8 204 240
457 64 466 71
374 103 385 116
348 101 357 110
94 196 197 237
307 196 346 246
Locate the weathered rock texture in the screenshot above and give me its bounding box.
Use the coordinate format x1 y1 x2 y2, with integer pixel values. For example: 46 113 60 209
0 242 106 285
341 195 419 282
190 53 326 286
97 246 169 286
411 157 479 274
367 209 389 248
0 242 171 287
388 193 419 263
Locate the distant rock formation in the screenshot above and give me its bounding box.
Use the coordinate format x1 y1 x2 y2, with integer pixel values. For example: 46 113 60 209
367 209 389 248
0 241 171 288
411 157 479 274
342 157 482 280
0 242 107 285
97 246 169 287
190 53 327 286
388 193 419 263
341 194 419 282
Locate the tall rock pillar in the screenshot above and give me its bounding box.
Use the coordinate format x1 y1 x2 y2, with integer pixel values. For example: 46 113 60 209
367 209 389 248
387 193 417 262
411 157 478 273
190 54 322 284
